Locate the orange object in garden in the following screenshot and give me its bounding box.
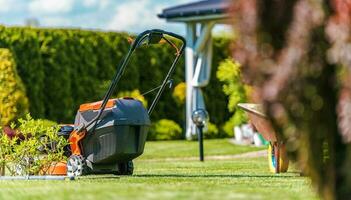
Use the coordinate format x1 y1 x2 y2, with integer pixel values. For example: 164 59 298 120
79 99 116 112
45 162 67 176
69 130 86 155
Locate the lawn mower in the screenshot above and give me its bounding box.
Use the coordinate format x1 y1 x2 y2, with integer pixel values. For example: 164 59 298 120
50 29 185 177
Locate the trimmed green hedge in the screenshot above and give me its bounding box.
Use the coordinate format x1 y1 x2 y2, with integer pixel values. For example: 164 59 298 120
0 26 231 134
0 48 29 126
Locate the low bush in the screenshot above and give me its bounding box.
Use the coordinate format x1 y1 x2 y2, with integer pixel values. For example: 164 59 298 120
148 119 183 141
191 122 228 139
0 115 68 176
172 82 186 105
203 122 220 139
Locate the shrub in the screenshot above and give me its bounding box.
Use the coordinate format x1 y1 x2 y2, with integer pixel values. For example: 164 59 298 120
203 36 232 129
0 114 68 176
0 48 29 126
216 59 249 136
191 122 228 139
148 119 182 140
172 82 186 105
203 122 220 139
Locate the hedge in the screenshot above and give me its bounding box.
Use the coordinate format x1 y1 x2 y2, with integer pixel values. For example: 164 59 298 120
0 26 231 134
0 48 29 126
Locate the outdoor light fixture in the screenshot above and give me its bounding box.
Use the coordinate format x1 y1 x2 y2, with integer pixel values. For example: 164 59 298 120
192 109 209 162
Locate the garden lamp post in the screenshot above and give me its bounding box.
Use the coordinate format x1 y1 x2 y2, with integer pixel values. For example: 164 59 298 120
191 109 209 162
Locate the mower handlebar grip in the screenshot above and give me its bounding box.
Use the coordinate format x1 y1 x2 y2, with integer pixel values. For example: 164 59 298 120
151 29 186 44
131 29 186 50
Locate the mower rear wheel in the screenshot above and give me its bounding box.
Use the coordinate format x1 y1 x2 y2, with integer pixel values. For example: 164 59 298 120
67 155 86 177
116 161 134 175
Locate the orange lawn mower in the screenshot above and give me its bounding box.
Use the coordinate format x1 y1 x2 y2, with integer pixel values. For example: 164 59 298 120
49 30 185 177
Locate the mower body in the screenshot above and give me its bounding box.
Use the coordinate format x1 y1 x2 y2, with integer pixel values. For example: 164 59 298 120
59 29 185 177
74 98 150 174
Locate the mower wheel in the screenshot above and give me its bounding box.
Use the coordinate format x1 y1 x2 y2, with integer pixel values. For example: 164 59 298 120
116 161 134 175
67 155 86 177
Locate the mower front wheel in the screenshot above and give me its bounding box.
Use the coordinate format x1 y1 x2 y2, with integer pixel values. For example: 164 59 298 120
67 155 86 177
115 161 134 175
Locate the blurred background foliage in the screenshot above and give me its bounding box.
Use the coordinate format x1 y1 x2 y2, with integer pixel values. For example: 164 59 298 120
0 26 240 139
172 82 186 105
0 48 29 126
147 119 182 140
231 0 351 199
216 59 250 136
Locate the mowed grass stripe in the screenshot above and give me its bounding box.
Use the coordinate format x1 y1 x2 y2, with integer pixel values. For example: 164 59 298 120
0 139 318 200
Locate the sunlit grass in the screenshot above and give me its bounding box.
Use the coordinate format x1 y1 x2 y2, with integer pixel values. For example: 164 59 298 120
141 139 264 159
0 139 318 200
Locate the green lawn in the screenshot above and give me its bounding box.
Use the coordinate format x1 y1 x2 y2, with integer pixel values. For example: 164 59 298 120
0 139 319 200
141 139 264 159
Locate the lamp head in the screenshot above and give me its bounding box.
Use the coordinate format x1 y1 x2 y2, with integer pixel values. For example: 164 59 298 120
191 109 209 127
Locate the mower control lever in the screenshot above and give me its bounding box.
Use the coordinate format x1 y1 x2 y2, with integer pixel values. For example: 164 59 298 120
141 79 173 96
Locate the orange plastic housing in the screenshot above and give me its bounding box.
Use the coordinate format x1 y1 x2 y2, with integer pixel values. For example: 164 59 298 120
45 161 67 176
79 99 116 112
69 130 86 155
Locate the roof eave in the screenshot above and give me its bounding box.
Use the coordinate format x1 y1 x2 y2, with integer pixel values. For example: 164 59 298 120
163 13 231 23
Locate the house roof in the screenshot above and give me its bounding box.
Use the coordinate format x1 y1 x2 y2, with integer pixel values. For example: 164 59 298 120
158 0 230 22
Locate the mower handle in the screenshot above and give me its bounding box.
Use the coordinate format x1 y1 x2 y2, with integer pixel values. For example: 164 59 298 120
82 29 186 132
131 29 186 51
144 30 186 115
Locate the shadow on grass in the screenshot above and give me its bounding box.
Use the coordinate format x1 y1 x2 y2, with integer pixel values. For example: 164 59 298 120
133 173 302 179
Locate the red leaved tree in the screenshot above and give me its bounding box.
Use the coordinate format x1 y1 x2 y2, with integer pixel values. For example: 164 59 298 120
230 0 351 199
